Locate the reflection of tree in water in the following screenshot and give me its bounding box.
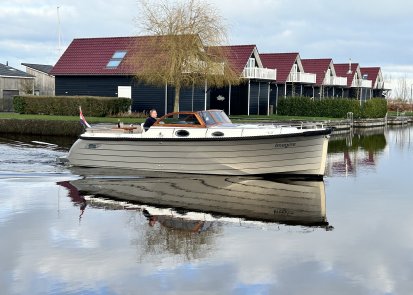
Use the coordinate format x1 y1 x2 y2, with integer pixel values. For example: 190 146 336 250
328 132 387 154
388 125 413 151
327 129 387 176
66 193 222 262
130 210 223 263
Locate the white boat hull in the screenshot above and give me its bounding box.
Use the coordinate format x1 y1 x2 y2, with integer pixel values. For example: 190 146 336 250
68 130 330 176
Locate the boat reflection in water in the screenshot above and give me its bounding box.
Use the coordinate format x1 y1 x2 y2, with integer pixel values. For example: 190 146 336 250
60 168 331 231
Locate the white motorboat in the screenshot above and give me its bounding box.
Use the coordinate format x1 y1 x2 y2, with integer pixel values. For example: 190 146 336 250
67 110 331 176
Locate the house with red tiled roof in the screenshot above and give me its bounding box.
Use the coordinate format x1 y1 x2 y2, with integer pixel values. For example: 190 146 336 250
301 59 347 98
52 35 252 115
360 67 387 97
51 36 211 115
334 62 372 100
260 53 316 111
51 36 277 115
209 45 277 115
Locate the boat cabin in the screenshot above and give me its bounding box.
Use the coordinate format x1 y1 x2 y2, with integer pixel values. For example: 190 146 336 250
154 110 232 128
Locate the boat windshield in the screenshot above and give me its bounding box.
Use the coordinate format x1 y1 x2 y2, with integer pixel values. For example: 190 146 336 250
211 111 231 124
200 110 232 126
157 113 201 126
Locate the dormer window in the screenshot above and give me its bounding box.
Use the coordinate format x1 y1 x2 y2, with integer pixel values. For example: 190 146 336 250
106 51 127 68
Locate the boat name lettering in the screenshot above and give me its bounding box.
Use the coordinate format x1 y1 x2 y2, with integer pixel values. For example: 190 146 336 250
274 142 296 149
87 143 100 149
274 209 293 216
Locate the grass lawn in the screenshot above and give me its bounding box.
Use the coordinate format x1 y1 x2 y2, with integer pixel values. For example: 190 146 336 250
387 111 413 116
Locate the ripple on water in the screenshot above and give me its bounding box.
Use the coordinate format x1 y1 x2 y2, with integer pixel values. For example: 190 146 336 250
0 138 70 176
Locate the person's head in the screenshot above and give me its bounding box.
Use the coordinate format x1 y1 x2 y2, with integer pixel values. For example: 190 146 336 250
149 109 157 118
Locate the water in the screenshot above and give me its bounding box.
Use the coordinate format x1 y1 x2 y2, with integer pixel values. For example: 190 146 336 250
1 126 413 295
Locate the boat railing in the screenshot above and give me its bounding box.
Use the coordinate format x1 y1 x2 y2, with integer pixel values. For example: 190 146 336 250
291 122 325 129
87 125 144 134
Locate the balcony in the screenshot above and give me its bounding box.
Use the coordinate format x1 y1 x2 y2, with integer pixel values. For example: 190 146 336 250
324 76 347 86
242 67 277 80
287 72 316 84
352 79 372 88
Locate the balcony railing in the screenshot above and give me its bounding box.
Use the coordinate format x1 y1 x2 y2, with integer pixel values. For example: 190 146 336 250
352 79 372 88
287 72 316 84
324 76 347 86
242 67 277 80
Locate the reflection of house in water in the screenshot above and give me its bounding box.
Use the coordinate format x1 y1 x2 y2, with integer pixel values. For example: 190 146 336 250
326 127 387 176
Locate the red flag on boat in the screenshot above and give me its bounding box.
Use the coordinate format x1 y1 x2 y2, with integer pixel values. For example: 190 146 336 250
79 106 91 128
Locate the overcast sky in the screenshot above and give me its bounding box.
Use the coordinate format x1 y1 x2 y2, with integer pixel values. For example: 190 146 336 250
2 0 413 89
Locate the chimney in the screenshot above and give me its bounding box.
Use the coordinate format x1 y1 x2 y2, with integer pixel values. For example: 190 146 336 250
347 58 352 74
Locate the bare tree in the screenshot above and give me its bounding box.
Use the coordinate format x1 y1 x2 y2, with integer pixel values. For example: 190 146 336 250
393 74 409 101
134 0 240 112
20 79 34 94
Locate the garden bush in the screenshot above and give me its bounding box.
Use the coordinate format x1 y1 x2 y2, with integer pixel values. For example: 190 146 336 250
277 97 387 118
13 95 131 117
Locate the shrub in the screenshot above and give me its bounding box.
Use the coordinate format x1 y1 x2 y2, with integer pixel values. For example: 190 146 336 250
361 98 387 118
13 95 131 117
277 97 386 118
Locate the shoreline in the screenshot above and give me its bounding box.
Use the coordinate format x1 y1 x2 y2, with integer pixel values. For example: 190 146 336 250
0 116 412 137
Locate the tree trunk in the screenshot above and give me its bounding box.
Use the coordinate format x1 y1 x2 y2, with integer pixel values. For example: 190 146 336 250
174 84 181 112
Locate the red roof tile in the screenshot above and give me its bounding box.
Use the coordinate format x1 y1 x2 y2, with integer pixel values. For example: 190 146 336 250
209 45 256 75
50 36 176 76
260 53 299 82
51 36 256 77
334 63 360 87
301 59 332 86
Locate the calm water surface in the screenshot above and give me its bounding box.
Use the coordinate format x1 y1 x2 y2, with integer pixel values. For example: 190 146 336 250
1 126 413 295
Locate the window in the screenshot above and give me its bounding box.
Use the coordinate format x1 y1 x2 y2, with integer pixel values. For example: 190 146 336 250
247 58 255 68
210 111 231 124
106 50 127 68
200 111 215 126
158 114 201 125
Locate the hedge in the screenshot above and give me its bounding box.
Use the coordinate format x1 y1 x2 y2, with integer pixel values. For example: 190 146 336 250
0 119 83 136
277 97 387 118
361 98 388 118
13 95 131 117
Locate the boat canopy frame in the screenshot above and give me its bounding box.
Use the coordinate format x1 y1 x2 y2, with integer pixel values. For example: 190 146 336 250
154 110 231 128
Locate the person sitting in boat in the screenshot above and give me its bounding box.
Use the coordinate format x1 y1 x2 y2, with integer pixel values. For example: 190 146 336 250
143 109 157 131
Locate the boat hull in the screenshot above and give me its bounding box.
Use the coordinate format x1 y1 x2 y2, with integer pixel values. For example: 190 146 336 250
67 130 330 176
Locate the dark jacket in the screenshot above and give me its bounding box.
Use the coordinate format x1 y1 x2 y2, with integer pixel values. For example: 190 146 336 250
143 117 157 131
